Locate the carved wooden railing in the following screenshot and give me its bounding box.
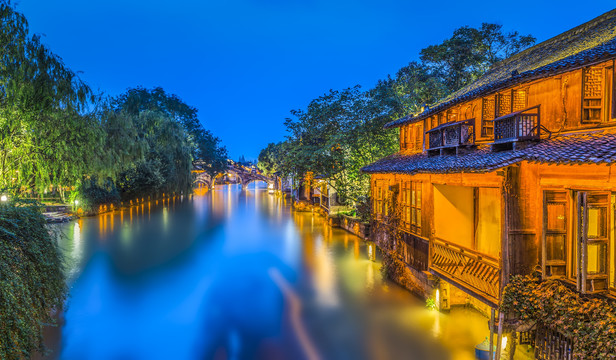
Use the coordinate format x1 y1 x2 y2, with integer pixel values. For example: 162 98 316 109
398 232 429 271
427 119 475 150
431 238 501 301
493 105 541 143
534 323 576 360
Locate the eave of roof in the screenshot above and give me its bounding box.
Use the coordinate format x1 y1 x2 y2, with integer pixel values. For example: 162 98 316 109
361 131 616 175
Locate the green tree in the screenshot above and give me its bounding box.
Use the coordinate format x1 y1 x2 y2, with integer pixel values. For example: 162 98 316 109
112 87 227 177
0 2 102 196
420 23 535 93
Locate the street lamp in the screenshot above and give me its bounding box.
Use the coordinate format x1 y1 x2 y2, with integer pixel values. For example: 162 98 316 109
0 195 7 202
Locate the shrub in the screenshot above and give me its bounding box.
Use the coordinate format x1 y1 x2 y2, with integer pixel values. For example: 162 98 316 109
0 199 66 359
501 275 616 359
71 176 120 214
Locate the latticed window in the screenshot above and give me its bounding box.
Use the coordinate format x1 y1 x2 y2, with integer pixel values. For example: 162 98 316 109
401 180 421 234
481 96 495 137
373 179 388 218
582 66 604 122
582 65 615 123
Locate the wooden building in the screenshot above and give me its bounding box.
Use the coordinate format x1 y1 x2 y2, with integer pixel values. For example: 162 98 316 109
363 8 616 343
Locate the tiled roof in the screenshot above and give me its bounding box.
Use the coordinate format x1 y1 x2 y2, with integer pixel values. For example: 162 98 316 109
361 131 616 174
385 8 616 129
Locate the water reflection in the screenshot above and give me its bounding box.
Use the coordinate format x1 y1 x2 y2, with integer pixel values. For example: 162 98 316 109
46 185 489 360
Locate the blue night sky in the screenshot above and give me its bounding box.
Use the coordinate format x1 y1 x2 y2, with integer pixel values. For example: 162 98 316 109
18 1 615 160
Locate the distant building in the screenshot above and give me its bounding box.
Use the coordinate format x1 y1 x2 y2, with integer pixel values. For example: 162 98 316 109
364 9 616 358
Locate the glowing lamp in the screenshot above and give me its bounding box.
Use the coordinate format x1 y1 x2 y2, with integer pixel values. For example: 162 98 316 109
0 195 7 202
74 199 79 205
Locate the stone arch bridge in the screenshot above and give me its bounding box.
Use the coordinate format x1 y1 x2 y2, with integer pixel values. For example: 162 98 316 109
192 161 279 190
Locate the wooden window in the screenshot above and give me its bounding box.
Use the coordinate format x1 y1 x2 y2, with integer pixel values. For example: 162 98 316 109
496 92 512 117
575 192 610 293
401 180 422 235
606 64 615 121
582 66 606 123
543 191 568 278
407 126 414 150
400 126 406 150
415 123 423 150
372 180 382 218
481 96 495 137
512 89 528 112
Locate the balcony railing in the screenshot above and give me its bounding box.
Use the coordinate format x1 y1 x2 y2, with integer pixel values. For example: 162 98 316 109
493 105 541 143
398 232 429 271
431 238 501 302
427 119 475 151
321 195 329 210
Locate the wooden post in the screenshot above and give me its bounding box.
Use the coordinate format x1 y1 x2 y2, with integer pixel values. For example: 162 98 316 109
508 332 517 360
496 311 505 360
489 308 495 360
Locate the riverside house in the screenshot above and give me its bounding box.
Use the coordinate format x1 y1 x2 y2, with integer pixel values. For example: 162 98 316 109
363 8 616 358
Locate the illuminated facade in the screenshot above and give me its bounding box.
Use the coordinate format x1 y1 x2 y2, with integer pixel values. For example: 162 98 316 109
364 9 616 310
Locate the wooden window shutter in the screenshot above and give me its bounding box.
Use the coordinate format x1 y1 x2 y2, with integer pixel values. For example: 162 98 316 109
576 191 587 293
576 192 610 294
542 191 567 279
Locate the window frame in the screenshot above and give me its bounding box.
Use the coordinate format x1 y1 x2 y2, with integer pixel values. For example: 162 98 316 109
400 179 422 235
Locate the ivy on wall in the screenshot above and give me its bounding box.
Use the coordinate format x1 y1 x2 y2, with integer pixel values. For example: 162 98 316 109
501 275 616 359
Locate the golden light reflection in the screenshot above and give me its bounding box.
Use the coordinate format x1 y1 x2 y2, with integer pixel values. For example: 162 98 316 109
98 214 104 238
162 206 169 231
72 221 81 261
312 233 339 307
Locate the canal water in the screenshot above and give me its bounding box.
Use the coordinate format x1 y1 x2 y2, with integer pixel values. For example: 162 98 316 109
44 184 491 360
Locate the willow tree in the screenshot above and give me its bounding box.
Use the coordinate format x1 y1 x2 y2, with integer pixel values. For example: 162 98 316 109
113 87 228 177
0 2 101 197
115 111 193 199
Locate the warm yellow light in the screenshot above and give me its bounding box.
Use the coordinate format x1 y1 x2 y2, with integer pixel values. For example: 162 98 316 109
502 336 508 349
0 195 7 202
435 289 440 307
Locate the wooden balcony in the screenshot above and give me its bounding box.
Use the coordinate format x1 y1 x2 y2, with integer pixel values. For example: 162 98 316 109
426 119 475 155
493 105 541 145
430 238 501 303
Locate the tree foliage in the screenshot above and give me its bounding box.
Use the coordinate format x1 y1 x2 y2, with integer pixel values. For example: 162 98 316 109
0 2 101 194
112 87 228 177
0 199 65 360
0 4 229 358
261 23 535 214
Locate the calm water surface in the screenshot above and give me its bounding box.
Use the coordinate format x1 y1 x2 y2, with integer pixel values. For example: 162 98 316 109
45 184 489 360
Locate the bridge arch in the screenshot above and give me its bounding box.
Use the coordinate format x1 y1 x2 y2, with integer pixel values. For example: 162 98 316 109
191 161 277 191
